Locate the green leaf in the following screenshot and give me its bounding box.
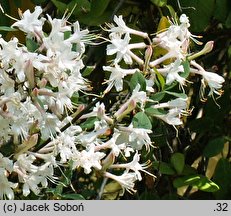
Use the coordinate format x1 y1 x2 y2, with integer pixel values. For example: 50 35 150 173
170 153 185 174
130 71 146 91
61 194 85 200
132 112 152 129
195 177 219 192
150 92 165 102
154 68 165 91
103 181 123 200
225 11 231 28
77 10 112 26
51 0 67 13
181 60 190 79
153 161 176 175
82 66 95 77
145 107 167 116
164 91 187 99
181 165 197 176
203 137 225 157
26 38 39 52
214 0 229 22
180 0 216 32
71 92 79 104
173 175 219 192
150 0 167 7
213 158 231 199
189 117 213 133
173 175 200 188
0 26 17 32
80 117 98 130
31 0 47 4
165 4 176 18
90 0 111 17
68 0 91 16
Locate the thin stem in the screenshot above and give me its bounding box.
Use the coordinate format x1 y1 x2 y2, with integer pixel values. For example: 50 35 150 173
96 177 109 200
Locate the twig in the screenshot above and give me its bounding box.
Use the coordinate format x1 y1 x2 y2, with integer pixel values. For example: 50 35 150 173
96 177 109 200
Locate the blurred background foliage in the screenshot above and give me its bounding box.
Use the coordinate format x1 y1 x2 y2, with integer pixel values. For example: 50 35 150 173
0 0 230 200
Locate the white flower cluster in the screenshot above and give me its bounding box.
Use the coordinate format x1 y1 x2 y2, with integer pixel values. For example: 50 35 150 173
0 7 225 199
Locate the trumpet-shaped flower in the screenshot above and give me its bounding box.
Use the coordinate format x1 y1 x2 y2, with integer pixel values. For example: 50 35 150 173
154 108 183 126
153 97 188 110
11 6 45 38
0 153 13 172
104 171 137 194
190 61 225 96
107 15 148 38
107 33 133 64
157 59 186 86
110 151 155 181
0 169 18 200
107 33 146 65
103 64 138 91
72 146 105 174
202 71 225 96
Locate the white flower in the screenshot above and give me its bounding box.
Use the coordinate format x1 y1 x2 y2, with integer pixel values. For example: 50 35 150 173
22 174 43 196
118 124 152 151
153 97 188 110
155 108 183 125
94 131 125 157
46 14 71 38
110 151 155 181
107 33 133 64
107 15 148 38
114 84 147 120
76 120 109 147
103 64 138 91
39 113 61 140
190 61 225 96
107 33 146 65
11 6 45 38
157 59 186 86
150 14 201 67
0 169 18 200
56 132 77 163
65 21 91 54
14 154 38 173
0 153 13 172
104 171 137 194
72 146 105 174
202 71 225 96
0 70 15 96
128 125 152 151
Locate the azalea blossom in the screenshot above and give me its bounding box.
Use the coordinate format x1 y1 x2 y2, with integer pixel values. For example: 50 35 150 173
150 14 202 67
106 15 148 39
0 153 13 172
107 33 145 65
153 97 188 110
0 169 18 200
104 171 137 194
157 59 186 86
190 61 225 96
114 84 147 121
110 151 155 181
11 6 45 39
154 108 183 126
118 124 153 151
72 146 106 174
103 64 138 92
